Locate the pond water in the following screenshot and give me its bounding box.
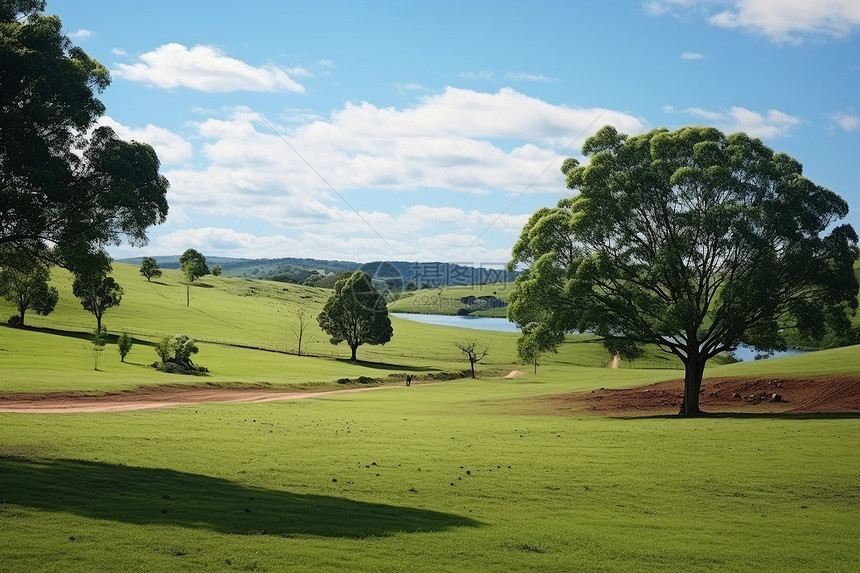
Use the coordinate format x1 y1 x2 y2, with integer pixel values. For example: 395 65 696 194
730 345 806 362
391 313 806 362
391 313 521 332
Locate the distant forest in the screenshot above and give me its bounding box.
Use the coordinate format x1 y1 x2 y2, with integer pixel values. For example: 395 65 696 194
118 256 518 289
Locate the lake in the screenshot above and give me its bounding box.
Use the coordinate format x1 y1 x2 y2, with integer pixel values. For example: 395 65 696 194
391 313 521 332
391 313 804 361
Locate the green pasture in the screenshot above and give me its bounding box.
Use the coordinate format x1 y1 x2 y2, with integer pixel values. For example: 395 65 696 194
1 365 858 573
0 261 858 572
389 283 511 317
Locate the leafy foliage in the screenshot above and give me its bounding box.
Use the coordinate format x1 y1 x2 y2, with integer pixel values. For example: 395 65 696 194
180 249 209 283
139 257 162 282
117 332 133 362
72 272 123 332
0 254 58 326
509 125 859 414
317 271 393 361
153 334 206 375
0 3 168 273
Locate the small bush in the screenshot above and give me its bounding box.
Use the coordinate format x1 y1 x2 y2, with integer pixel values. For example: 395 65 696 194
7 315 21 327
117 333 133 362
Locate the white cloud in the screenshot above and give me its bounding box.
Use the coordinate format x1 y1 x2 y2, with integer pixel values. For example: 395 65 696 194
69 29 93 40
97 116 193 165
111 48 127 56
681 105 801 138
141 226 514 263
827 111 860 132
459 71 494 80
506 72 553 82
680 51 705 60
113 43 306 93
647 0 860 42
160 89 644 216
138 88 644 260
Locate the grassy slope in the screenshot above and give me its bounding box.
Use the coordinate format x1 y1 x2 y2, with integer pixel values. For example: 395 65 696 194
0 263 617 392
389 284 511 317
0 263 858 572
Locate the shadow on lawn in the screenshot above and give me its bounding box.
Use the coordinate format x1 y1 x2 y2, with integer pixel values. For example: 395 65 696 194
0 456 480 537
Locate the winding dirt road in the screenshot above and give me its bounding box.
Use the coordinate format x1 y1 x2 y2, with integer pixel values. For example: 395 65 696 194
0 385 390 414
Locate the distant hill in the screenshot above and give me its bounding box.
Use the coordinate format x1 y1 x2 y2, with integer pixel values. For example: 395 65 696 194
117 256 518 288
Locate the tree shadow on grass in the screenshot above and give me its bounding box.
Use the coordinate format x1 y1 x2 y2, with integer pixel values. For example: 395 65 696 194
0 456 480 538
334 358 440 373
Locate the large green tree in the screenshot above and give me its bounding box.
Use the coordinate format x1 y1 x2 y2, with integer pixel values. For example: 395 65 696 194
72 270 122 332
179 249 209 283
0 1 168 273
0 254 58 326
317 271 393 361
508 125 859 415
139 257 162 282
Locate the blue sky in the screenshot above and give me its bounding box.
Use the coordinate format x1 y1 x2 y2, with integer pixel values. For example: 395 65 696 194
51 0 860 265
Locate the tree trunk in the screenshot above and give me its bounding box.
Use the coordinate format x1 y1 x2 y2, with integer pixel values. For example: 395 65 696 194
18 308 25 327
96 314 102 333
350 345 358 361
469 360 476 378
679 354 706 415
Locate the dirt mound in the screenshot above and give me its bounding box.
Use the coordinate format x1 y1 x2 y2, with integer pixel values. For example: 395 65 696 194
543 376 860 416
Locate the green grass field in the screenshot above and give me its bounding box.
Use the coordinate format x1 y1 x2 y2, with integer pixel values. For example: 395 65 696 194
0 263 857 572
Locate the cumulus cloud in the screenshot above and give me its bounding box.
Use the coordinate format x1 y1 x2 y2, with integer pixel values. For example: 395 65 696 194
68 29 93 40
141 226 515 263
163 88 645 218
646 0 860 42
113 43 306 93
827 111 860 132
682 105 801 138
144 88 644 260
97 116 193 165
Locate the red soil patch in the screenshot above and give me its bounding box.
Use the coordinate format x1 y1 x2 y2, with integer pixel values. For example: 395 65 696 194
0 385 388 414
542 375 860 416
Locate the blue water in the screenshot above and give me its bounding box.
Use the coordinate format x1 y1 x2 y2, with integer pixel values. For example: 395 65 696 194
391 313 521 332
391 313 805 362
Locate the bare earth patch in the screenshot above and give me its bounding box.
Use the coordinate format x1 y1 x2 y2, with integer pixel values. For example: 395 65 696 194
540 376 860 416
0 385 389 414
504 370 525 379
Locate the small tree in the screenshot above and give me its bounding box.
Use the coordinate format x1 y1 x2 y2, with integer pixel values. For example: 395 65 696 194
516 322 563 374
455 339 490 379
180 249 209 283
317 271 393 361
90 328 106 371
154 334 204 374
72 272 123 332
211 265 223 276
0 258 59 326
117 332 133 362
139 257 162 282
292 307 310 356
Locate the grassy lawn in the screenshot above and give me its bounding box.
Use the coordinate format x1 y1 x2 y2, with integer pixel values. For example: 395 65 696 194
1 372 858 572
0 262 857 571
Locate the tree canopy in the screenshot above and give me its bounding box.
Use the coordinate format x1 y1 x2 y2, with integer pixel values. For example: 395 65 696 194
317 271 393 361
139 257 162 282
180 249 209 283
72 270 122 332
0 1 168 272
0 254 58 326
508 125 859 415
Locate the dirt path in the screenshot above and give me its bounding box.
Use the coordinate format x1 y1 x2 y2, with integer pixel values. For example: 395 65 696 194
0 385 390 414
